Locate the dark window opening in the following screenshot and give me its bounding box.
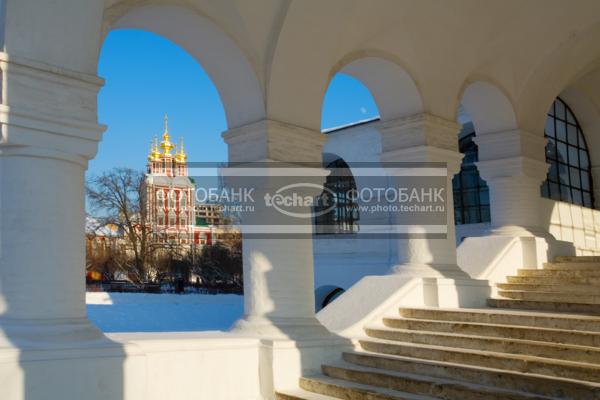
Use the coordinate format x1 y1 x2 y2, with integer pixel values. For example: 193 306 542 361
314 158 360 234
453 125 491 225
541 97 594 208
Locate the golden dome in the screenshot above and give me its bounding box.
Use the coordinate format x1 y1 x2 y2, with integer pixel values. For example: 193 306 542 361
175 137 187 163
160 114 174 156
148 136 161 161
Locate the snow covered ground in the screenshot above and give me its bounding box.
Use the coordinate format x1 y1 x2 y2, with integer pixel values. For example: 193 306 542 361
86 292 244 333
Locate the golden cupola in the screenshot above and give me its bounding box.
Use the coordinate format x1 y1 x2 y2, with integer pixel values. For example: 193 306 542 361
147 136 161 162
160 114 175 156
175 137 187 163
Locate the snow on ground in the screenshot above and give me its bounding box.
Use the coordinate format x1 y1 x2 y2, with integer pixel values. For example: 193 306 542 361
86 292 244 333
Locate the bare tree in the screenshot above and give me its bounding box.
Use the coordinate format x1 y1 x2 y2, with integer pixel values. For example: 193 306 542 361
87 168 153 282
85 235 128 281
191 232 242 290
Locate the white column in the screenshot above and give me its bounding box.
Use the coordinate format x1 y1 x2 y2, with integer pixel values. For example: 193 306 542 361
0 55 146 400
379 113 467 278
474 129 549 235
222 119 332 338
0 148 87 320
0 55 105 341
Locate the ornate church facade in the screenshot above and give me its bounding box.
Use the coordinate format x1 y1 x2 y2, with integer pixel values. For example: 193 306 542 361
144 115 215 248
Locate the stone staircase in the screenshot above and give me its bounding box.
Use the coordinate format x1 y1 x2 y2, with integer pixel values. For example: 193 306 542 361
277 256 600 399
491 256 600 314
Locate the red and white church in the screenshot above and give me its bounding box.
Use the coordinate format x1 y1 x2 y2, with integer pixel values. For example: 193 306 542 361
144 115 219 248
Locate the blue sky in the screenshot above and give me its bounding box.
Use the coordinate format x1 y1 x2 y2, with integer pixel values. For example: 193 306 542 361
89 30 379 178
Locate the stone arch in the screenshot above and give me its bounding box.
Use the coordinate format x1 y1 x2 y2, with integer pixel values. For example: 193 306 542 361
455 81 516 228
314 155 360 235
322 152 343 167
268 43 424 130
329 53 424 123
459 80 518 135
557 81 600 203
314 285 345 311
104 3 265 129
559 76 600 171
518 20 600 136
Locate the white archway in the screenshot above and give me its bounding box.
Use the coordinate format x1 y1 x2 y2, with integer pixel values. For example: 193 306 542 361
460 81 518 135
338 57 423 122
559 72 600 170
517 20 600 135
558 73 600 207
107 4 265 129
458 80 548 233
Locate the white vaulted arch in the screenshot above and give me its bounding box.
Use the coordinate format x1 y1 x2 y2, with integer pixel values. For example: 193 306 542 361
460 81 518 135
559 75 600 172
106 4 265 129
518 20 600 136
336 55 423 122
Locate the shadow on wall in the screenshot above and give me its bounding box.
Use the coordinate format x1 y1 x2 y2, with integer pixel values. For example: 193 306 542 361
457 225 576 291
542 198 600 256
0 144 134 399
231 244 352 398
389 226 486 309
0 294 136 400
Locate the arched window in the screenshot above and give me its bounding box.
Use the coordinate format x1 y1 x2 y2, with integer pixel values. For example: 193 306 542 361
453 124 491 225
156 190 165 208
541 98 594 208
314 158 359 234
168 190 175 209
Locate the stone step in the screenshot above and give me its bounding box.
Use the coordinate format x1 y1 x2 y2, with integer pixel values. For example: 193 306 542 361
398 307 600 332
498 282 600 294
544 262 600 270
518 268 600 278
487 297 600 315
321 362 563 400
507 275 600 286
556 256 600 263
324 364 559 400
276 388 341 400
365 326 600 363
497 289 600 304
358 338 600 382
299 374 440 400
385 316 600 346
343 351 600 399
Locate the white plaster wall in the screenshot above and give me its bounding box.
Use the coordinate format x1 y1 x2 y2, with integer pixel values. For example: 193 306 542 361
313 235 390 290
105 334 263 400
542 198 600 255
314 122 392 290
457 235 541 288
0 334 264 400
455 222 490 244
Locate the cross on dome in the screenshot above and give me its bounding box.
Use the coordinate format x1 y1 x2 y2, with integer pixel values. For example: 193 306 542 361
175 137 187 163
160 113 175 155
148 114 188 167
